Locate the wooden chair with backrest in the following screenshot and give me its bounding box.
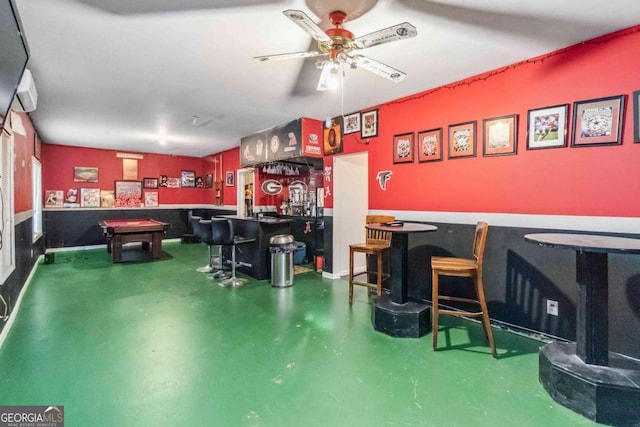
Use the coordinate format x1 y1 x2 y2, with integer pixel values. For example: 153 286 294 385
430 221 497 358
348 215 395 305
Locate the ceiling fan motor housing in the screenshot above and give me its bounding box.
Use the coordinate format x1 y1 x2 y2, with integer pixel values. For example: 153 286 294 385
324 10 354 60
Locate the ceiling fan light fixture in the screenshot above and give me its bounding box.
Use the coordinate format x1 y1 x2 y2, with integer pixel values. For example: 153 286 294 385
328 67 339 90
317 61 339 91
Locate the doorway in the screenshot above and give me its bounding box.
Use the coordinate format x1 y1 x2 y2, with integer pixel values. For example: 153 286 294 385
332 152 368 278
236 168 254 217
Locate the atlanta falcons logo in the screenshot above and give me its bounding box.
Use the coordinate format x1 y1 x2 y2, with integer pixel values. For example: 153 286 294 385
376 170 392 190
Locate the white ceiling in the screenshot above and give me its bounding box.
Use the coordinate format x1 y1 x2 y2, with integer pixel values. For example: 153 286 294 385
14 0 640 157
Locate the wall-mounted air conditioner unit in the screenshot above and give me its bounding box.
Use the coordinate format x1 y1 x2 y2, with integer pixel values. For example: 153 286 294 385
17 68 37 112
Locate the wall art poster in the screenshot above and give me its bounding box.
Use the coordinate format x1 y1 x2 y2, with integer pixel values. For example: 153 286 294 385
145 191 158 207
527 104 569 149
181 170 196 187
100 190 114 208
417 128 442 162
74 167 98 183
448 121 476 159
64 188 79 206
44 190 63 207
343 112 361 134
571 95 625 147
143 177 159 188
483 114 517 156
225 171 235 187
80 188 100 208
361 109 378 138
393 133 414 163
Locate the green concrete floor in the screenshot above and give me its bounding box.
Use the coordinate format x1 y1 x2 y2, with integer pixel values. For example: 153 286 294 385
0 242 602 426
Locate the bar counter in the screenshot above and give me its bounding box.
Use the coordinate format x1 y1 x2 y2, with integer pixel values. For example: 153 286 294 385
217 215 292 280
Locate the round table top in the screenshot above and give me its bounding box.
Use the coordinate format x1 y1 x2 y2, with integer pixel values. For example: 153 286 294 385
366 222 438 234
524 233 640 254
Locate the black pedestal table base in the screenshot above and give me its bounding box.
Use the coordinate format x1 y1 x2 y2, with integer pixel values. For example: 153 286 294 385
539 342 640 426
371 295 430 338
366 222 438 338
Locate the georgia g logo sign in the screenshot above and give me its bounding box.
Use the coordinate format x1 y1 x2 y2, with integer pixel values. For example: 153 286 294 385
261 179 283 195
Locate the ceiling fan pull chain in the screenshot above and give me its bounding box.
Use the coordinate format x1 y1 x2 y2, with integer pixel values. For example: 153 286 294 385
341 64 345 118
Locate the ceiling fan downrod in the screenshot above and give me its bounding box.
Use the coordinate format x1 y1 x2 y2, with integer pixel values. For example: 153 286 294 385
323 10 354 60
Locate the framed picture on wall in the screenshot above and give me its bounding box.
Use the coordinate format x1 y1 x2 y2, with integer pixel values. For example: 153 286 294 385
448 121 476 159
324 117 343 155
100 190 114 208
181 170 196 187
571 95 625 147
361 109 378 138
392 133 414 163
527 104 569 150
80 188 100 208
205 174 213 188
483 114 518 157
143 177 158 188
44 190 63 208
633 90 640 143
343 112 361 134
74 166 98 183
226 171 235 186
417 128 443 162
115 180 142 200
144 191 159 207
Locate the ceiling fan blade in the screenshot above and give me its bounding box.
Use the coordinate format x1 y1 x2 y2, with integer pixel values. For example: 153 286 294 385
352 22 417 49
283 9 332 43
350 55 406 82
253 50 326 62
316 61 339 91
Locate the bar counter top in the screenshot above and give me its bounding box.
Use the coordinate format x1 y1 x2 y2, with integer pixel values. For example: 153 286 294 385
218 215 292 224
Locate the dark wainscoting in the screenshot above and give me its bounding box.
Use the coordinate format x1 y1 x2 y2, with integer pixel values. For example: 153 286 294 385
0 217 44 335
324 215 640 359
288 216 323 261
43 208 234 248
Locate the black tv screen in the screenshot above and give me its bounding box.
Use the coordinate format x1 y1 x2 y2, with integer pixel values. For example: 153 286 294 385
0 0 29 132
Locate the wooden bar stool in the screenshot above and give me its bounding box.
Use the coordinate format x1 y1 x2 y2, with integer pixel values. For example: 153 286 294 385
430 221 497 358
348 215 395 305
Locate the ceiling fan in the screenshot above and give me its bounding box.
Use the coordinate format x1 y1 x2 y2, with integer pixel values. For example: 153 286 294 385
254 9 417 91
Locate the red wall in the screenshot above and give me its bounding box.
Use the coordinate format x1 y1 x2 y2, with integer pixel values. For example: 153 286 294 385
11 112 37 213
202 148 239 206
321 26 640 217
42 144 207 205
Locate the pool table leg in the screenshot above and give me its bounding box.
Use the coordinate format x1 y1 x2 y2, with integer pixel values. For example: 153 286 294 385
152 232 162 259
112 235 123 263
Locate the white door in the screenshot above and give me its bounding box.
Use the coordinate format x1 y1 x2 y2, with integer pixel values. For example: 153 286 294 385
333 152 368 278
236 168 254 216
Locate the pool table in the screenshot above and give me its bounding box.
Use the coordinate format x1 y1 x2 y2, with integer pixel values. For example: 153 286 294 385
100 219 169 263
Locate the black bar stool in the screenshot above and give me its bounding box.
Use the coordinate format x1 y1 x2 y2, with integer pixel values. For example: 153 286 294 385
194 218 223 276
211 219 256 287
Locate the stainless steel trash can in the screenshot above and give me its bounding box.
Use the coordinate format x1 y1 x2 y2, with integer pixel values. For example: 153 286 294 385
269 234 295 288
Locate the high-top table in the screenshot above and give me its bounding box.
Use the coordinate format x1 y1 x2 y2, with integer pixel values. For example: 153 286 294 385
524 233 640 425
367 222 438 338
